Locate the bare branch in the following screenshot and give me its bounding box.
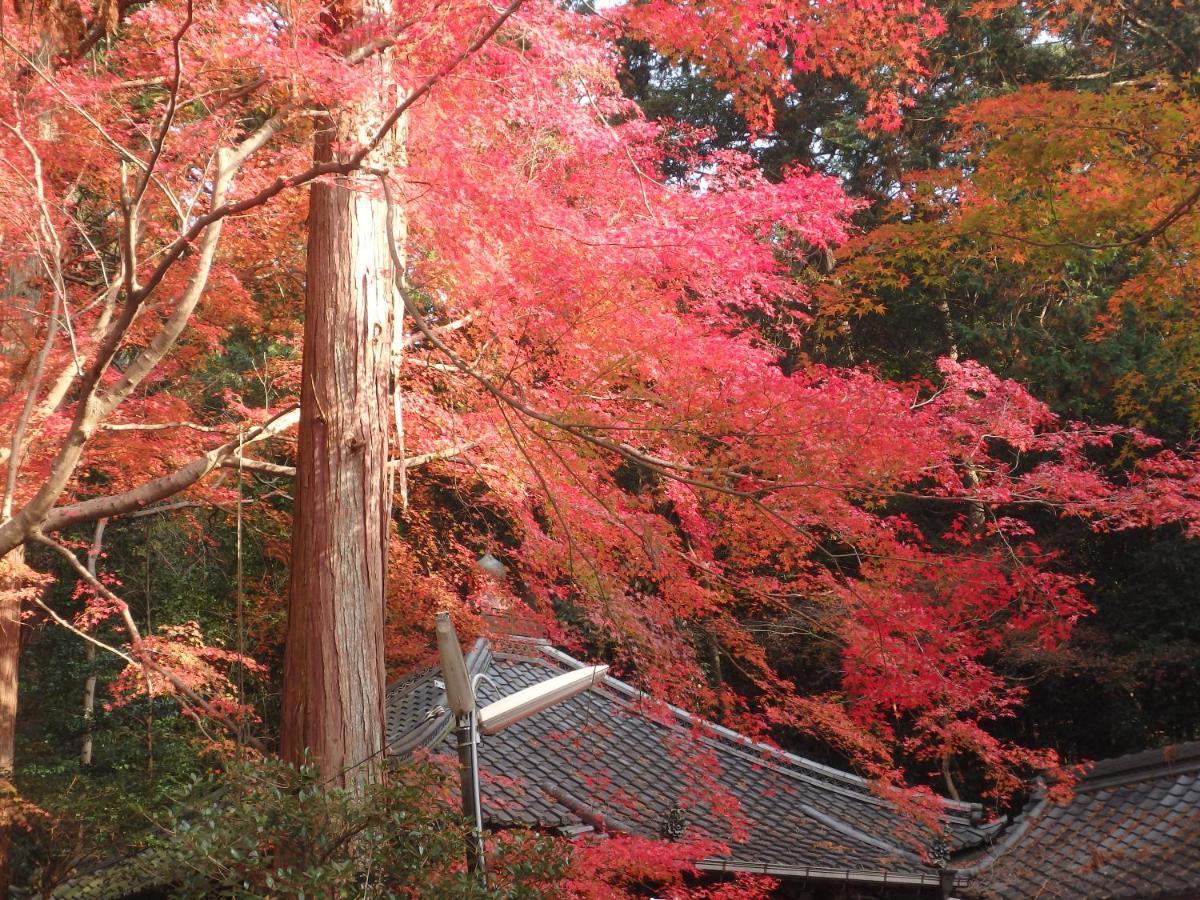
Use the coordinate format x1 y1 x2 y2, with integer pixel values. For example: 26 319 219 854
0 117 288 556
218 440 483 479
100 422 225 434
396 440 481 470
0 123 64 519
99 112 290 418
2 298 58 521
30 595 137 668
39 407 299 534
130 0 195 215
344 12 426 64
36 280 123 422
403 358 462 373
222 457 296 477
401 312 477 348
125 500 210 519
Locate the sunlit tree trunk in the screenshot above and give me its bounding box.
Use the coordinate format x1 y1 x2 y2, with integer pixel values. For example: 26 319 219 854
0 546 44 891
0 552 23 892
280 4 403 789
0 249 45 894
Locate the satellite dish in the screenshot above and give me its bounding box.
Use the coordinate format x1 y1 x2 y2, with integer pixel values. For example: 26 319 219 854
478 665 609 735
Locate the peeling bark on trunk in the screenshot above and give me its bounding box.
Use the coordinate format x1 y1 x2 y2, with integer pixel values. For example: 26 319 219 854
280 21 403 788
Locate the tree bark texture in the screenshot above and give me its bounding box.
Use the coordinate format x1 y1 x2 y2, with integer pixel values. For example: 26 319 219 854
0 259 39 796
0 548 32 893
280 30 403 787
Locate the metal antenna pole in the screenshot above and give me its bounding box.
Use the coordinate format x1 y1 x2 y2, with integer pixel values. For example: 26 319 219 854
455 711 486 877
435 612 606 880
439 613 485 877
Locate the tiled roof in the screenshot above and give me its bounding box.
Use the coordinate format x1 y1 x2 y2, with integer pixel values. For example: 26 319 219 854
386 638 996 888
957 741 1200 899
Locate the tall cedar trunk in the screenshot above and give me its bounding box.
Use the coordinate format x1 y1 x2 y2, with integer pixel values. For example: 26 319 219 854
280 14 402 788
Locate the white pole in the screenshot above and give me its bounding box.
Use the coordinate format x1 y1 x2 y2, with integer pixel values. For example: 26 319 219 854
436 613 485 877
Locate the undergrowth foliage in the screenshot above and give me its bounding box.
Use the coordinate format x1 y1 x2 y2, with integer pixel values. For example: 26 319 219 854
151 759 568 898
146 759 775 898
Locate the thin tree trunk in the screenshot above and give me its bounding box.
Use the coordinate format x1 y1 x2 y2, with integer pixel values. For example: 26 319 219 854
280 10 403 788
0 245 43 894
80 519 107 767
939 297 987 529
0 549 30 894
81 642 96 767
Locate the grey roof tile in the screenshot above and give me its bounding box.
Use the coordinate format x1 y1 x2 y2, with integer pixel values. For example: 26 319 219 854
958 741 1200 899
